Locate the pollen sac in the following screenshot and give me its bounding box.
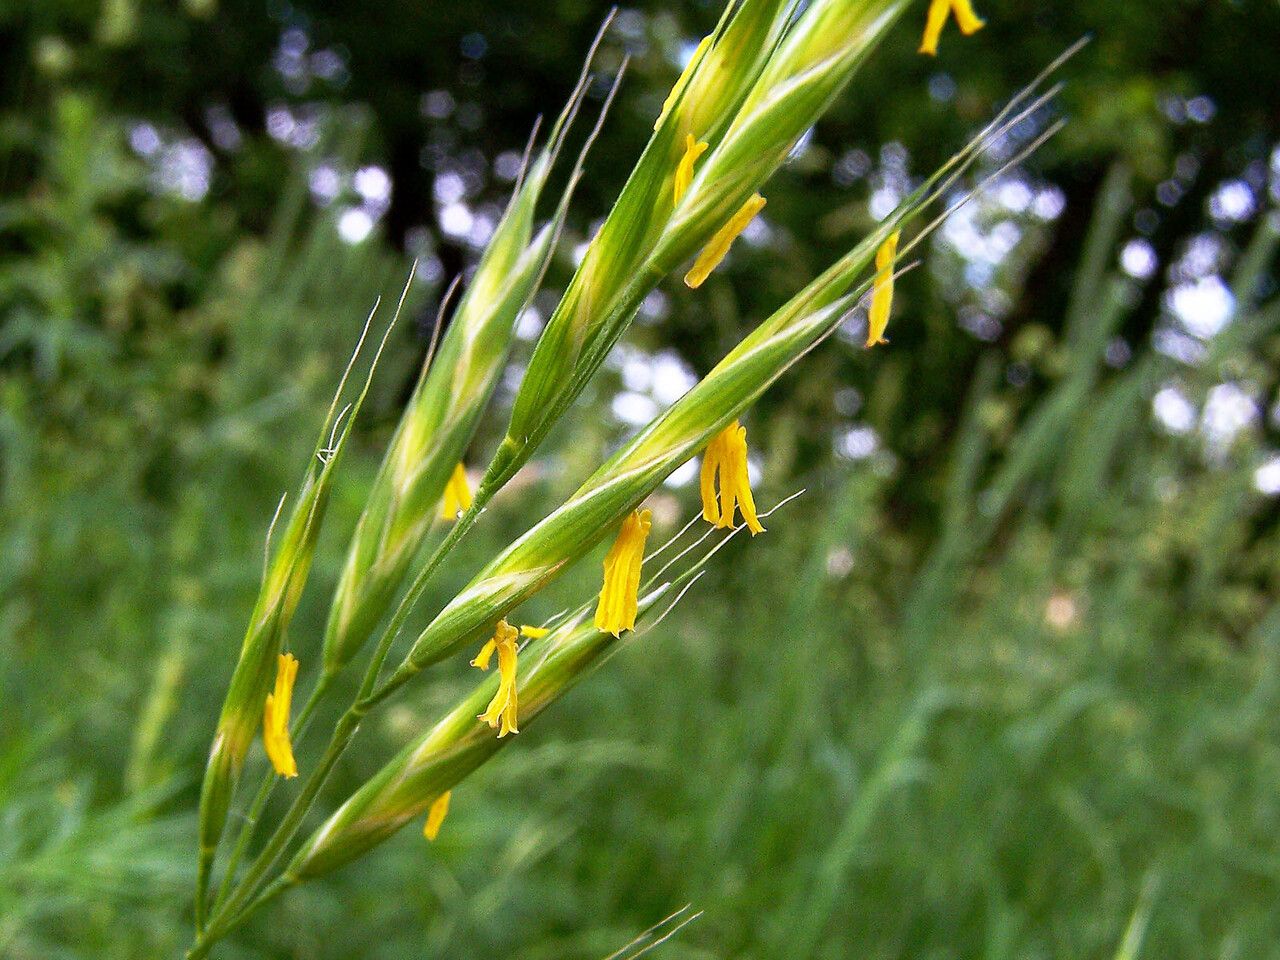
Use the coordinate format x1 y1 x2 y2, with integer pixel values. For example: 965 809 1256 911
919 0 985 56
594 509 653 636
684 194 766 288
476 620 520 738
423 791 452 841
263 652 300 779
700 421 764 534
439 462 473 521
866 229 901 348
674 134 710 206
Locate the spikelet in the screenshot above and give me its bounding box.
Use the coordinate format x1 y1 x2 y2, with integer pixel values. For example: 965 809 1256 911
321 56 604 676
493 0 908 493
195 304 393 923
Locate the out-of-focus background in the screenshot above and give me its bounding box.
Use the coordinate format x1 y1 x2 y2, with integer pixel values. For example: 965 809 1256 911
4 0 1280 957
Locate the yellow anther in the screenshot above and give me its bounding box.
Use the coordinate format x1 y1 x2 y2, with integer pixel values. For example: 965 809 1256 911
674 134 709 205
919 0 985 56
476 620 519 738
867 230 901 348
423 791 451 841
700 421 764 534
263 652 299 779
440 462 473 521
684 194 767 289
594 509 653 636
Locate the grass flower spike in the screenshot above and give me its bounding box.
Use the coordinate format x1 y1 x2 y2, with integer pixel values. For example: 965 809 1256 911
595 509 654 636
475 619 520 737
919 0 985 56
263 653 299 779
194 302 392 927
319 33 615 677
422 792 451 841
439 463 473 521
184 16 1077 950
684 194 767 288
867 229 901 347
701 421 763 533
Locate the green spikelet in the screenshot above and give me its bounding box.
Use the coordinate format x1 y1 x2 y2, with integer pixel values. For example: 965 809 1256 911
487 0 909 492
287 585 678 880
321 43 611 676
383 82 1043 685
194 306 394 925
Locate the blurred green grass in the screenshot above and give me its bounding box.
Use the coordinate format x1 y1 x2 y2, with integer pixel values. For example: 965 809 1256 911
5 18 1280 960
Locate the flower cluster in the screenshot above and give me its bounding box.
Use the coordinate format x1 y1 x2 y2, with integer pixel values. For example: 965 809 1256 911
188 1 1017 949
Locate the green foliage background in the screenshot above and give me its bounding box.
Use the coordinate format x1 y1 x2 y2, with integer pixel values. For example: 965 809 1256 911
3 0 1280 957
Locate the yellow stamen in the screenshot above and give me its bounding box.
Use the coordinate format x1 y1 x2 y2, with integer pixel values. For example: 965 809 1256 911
952 0 986 35
263 652 299 779
699 421 764 534
439 462 473 521
655 35 712 131
919 0 985 56
594 509 653 636
470 638 496 671
684 194 766 289
866 230 901 348
520 625 550 639
423 791 451 841
476 619 519 738
673 134 709 205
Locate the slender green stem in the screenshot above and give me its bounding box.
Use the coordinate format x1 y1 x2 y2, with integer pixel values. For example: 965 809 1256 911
194 846 214 933
367 480 497 682
359 482 498 703
208 772 274 919
187 876 293 960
